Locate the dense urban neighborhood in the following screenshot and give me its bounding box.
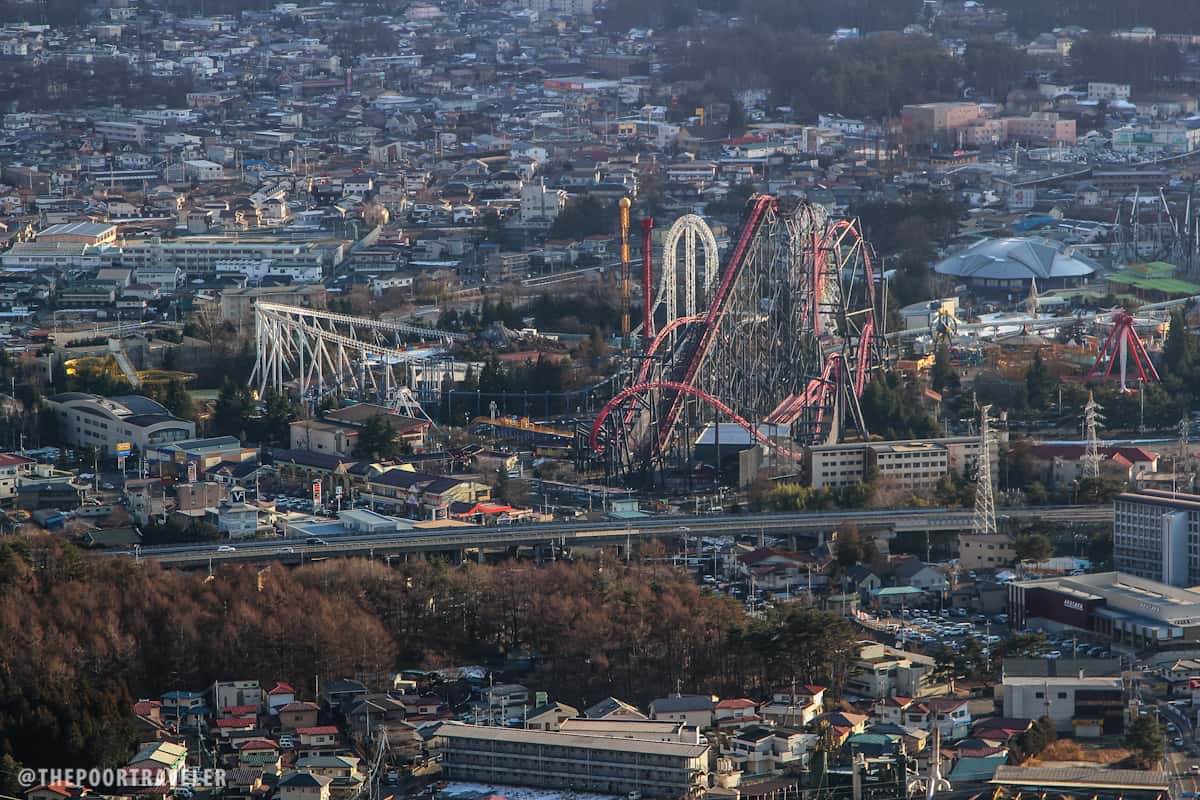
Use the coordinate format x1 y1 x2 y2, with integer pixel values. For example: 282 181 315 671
11 3 1200 800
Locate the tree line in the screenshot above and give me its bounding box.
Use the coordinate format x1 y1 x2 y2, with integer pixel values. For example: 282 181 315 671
0 539 861 776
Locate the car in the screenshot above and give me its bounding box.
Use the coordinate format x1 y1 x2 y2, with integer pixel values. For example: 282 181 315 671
1046 650 1062 659
1175 737 1185 747
101 482 116 490
217 545 236 552
306 537 327 546
1190 765 1199 774
280 547 295 554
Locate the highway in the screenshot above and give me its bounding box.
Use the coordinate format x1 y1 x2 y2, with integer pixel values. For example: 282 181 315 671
114 505 1113 568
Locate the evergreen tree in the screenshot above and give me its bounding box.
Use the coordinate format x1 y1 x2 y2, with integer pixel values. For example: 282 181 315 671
1025 350 1052 409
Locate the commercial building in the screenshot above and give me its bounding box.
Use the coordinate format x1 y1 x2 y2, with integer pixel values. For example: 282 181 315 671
1008 571 1200 650
47 393 196 456
434 722 709 797
933 237 1098 295
1000 675 1125 734
1113 489 1200 586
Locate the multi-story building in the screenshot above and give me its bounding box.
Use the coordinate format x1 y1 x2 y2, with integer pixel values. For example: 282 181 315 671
1088 82 1132 102
519 179 567 226
1112 125 1200 157
900 102 981 147
115 237 343 279
1113 489 1200 586
435 722 710 797
844 642 933 699
806 436 994 491
47 393 196 456
1000 675 1125 734
94 120 147 145
958 533 1016 570
219 284 327 325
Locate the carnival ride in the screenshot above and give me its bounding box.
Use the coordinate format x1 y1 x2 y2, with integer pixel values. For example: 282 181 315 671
590 196 884 481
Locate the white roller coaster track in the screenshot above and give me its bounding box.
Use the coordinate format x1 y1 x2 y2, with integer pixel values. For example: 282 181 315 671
250 302 465 406
655 213 720 324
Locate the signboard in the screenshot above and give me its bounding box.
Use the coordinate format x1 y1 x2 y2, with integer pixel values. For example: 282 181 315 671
115 441 132 458
186 461 197 483
312 480 322 508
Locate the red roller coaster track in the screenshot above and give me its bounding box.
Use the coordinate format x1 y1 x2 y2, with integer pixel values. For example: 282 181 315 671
589 380 803 460
593 196 880 477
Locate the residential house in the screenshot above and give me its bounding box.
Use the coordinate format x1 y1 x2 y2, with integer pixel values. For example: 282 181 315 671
525 702 579 732
25 784 90 800
583 696 647 720
648 694 714 728
236 739 282 772
846 642 933 699
296 726 340 749
279 702 320 730
266 682 297 713
872 696 916 727
212 680 261 712
761 686 826 727
726 725 814 774
893 559 949 592
396 694 445 721
276 771 332 800
321 679 367 713
713 698 759 727
483 683 532 717
124 741 188 786
903 697 972 739
345 695 407 738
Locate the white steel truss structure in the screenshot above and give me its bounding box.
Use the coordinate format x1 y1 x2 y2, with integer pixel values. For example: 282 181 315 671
250 302 467 408
655 214 719 324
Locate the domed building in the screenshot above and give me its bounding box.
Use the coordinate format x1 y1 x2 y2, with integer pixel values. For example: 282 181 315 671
934 237 1099 295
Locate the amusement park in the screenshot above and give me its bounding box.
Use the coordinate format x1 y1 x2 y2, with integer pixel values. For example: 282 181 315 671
246 191 1196 495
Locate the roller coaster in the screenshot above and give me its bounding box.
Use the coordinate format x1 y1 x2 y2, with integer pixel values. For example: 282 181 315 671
590 196 884 482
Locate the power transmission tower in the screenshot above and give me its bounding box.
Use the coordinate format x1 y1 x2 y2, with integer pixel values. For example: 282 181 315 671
1083 392 1104 482
973 404 996 536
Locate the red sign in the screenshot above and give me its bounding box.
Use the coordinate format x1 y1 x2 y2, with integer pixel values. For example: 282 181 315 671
312 480 322 508
1188 677 1200 690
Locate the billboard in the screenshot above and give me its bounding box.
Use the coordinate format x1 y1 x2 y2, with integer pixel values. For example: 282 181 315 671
312 480 322 508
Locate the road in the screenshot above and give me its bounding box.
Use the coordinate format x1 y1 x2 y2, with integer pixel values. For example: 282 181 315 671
113 504 1112 568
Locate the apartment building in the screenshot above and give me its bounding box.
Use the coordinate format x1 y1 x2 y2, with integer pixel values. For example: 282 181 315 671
845 642 933 699
1113 489 1200 586
435 722 709 797
806 436 993 491
958 533 1016 570
94 120 147 145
